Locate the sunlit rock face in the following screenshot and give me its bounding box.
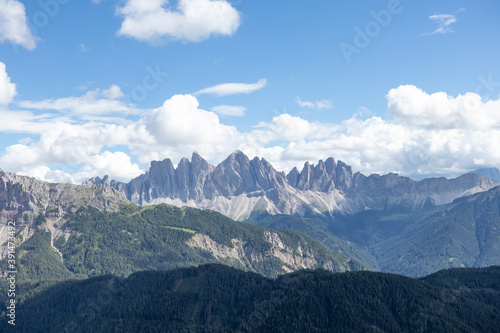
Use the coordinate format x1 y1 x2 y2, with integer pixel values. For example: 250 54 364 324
84 152 499 221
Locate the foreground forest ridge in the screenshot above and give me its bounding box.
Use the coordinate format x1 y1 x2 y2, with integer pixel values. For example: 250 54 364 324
1 152 500 331
1 265 499 332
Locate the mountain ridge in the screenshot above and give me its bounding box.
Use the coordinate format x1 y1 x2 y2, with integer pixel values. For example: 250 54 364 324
85 151 499 220
0 168 129 258
472 167 500 183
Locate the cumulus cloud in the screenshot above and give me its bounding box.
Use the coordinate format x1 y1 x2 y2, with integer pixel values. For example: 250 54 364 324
18 152 143 184
387 85 500 130
297 97 333 110
211 105 246 117
0 0 37 49
0 62 16 105
144 94 239 147
257 114 339 142
20 166 74 184
194 79 267 96
423 14 457 35
117 0 241 43
0 122 146 183
72 151 143 182
18 85 139 116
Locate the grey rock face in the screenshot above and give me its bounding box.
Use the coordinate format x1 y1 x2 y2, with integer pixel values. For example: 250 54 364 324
2 170 128 216
0 168 129 256
84 152 499 220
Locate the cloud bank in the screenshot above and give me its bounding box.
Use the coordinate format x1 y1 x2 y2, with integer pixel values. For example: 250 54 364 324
1 60 499 184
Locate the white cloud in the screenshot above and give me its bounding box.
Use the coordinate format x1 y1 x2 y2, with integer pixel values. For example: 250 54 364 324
0 109 66 134
257 114 339 142
423 14 457 35
72 151 143 182
144 94 239 148
18 151 143 184
194 79 267 96
211 105 246 117
387 85 500 130
297 97 333 110
20 166 74 184
103 84 124 100
0 62 16 105
0 0 36 49
0 121 146 183
117 0 241 43
18 85 139 116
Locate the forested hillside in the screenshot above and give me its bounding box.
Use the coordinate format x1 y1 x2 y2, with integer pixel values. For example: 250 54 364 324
1 265 498 332
0 204 364 284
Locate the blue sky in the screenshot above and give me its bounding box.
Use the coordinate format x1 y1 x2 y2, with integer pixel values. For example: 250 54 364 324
0 0 500 183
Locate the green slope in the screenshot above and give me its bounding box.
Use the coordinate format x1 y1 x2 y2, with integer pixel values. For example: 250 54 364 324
249 187 500 277
373 186 500 276
0 204 365 285
246 213 380 269
1 265 498 332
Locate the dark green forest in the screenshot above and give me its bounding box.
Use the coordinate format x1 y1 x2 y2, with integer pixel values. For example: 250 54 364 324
1 265 499 332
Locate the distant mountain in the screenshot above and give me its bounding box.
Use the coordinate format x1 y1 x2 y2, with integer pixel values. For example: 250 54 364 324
85 151 499 220
473 167 500 182
372 185 500 276
251 185 500 277
2 264 499 332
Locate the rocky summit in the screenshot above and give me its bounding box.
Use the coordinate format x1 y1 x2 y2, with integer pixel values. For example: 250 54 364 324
85 151 499 221
0 168 129 257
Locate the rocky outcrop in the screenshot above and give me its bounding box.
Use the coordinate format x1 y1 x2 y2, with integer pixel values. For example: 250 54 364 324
0 168 129 255
186 231 339 273
84 152 499 221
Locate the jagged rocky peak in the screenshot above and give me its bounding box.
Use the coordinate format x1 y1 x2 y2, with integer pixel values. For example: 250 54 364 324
212 151 251 196
250 156 287 190
286 167 300 187
146 152 216 201
191 151 213 172
210 150 286 196
288 157 345 192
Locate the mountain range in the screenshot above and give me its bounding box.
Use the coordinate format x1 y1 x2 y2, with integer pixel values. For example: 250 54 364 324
0 167 365 282
1 151 500 281
85 151 499 221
